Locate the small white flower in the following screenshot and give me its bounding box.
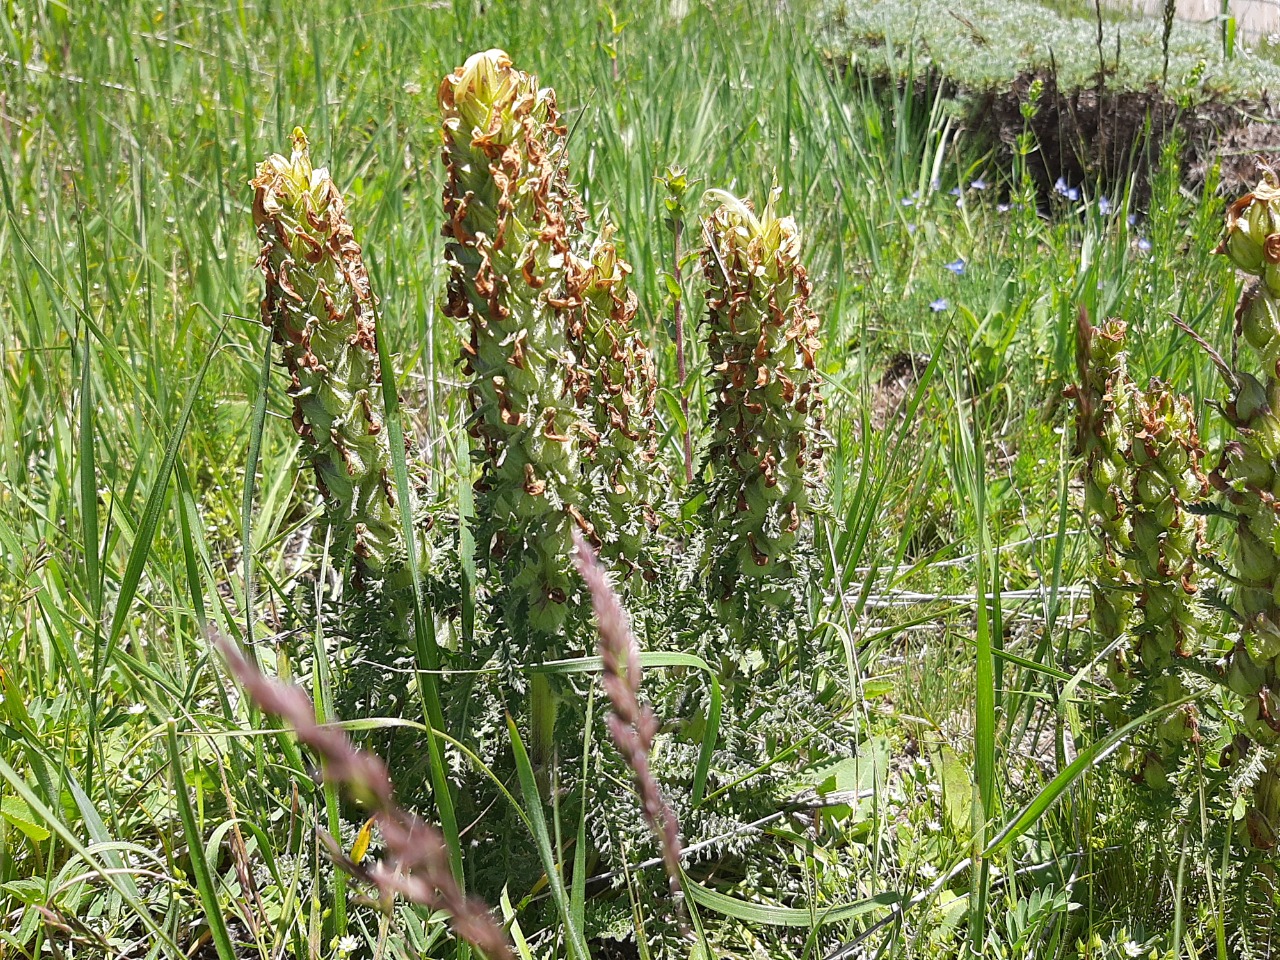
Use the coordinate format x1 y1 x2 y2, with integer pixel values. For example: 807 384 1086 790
337 934 360 955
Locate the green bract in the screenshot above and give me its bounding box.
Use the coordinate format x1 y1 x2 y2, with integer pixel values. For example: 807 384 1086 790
1218 174 1280 286
1070 314 1137 652
1128 381 1208 670
252 128 428 585
698 189 825 616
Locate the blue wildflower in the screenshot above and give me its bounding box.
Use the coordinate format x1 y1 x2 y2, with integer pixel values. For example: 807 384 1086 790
1053 177 1080 202
970 177 988 190
997 203 1011 213
945 258 965 275
1138 237 1152 253
1098 196 1113 215
930 298 950 312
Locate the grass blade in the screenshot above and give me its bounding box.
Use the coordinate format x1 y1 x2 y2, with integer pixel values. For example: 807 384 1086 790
372 304 464 889
685 882 898 927
505 714 590 960
166 720 237 960
984 695 1199 857
103 315 229 674
239 326 274 659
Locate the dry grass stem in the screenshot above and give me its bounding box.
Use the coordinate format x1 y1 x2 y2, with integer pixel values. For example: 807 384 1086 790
572 532 685 909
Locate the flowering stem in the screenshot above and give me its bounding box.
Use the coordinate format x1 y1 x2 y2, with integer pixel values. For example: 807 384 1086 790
661 166 697 485
673 217 693 485
572 532 686 921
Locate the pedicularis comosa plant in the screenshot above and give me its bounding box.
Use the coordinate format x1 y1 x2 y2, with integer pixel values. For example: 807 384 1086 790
440 49 661 658
252 128 431 588
1069 317 1207 790
251 128 446 764
1067 170 1280 849
698 190 825 629
246 49 843 950
1070 314 1137 651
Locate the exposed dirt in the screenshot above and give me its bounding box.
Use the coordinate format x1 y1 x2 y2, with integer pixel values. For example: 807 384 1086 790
977 72 1280 198
838 56 1280 199
870 351 930 432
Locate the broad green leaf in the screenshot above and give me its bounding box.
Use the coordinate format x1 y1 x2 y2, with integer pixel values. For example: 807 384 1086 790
1 795 50 842
930 741 974 838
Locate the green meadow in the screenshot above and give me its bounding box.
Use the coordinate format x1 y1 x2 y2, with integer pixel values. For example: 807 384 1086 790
2 1 1276 957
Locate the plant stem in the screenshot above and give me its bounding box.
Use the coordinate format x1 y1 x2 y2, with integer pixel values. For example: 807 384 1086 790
673 215 694 485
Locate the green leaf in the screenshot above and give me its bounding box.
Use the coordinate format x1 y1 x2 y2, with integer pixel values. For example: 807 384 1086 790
685 881 898 926
984 695 1199 858
1 877 48 904
77 326 100 616
239 327 274 654
166 721 236 960
860 678 894 699
659 387 689 435
930 741 974 838
104 313 229 674
1 796 49 842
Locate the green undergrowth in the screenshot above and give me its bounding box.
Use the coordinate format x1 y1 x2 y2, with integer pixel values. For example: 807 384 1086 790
1 0 1278 957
